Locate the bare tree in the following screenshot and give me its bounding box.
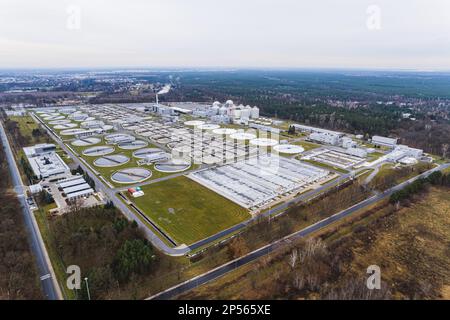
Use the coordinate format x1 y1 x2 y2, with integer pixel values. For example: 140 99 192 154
287 249 298 270
292 273 305 290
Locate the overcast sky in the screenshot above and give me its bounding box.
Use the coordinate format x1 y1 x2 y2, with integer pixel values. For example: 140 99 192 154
1 0 449 70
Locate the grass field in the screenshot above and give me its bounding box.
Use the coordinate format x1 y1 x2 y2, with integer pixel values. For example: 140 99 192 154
367 151 385 162
8 115 51 146
291 140 321 151
128 176 250 245
301 158 349 173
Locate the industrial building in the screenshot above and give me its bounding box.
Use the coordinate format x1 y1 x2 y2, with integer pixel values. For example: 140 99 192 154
249 123 280 134
387 145 423 163
344 147 368 158
81 120 105 129
128 187 145 198
291 124 345 146
292 124 343 135
304 149 366 169
75 128 106 139
189 155 331 210
57 176 94 202
23 144 70 179
309 131 342 146
137 152 170 165
372 135 398 148
173 100 261 125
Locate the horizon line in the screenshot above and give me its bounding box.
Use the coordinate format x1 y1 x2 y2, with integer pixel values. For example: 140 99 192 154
1 66 450 73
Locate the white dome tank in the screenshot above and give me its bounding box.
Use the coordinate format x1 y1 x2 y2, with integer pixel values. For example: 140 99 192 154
241 108 251 119
211 105 220 115
251 106 260 119
219 106 228 115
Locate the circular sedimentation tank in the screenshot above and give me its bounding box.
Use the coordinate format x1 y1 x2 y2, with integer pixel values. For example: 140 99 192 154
201 155 221 165
197 124 220 131
111 168 152 184
60 128 89 136
132 148 164 159
105 133 134 142
118 140 148 150
93 154 130 167
249 138 279 147
49 119 72 125
184 120 205 127
154 160 191 173
172 145 192 155
156 138 171 145
82 146 115 157
71 137 101 147
273 144 305 154
71 114 89 122
230 132 257 141
139 131 153 137
43 115 65 121
102 125 114 131
53 123 78 130
212 128 237 135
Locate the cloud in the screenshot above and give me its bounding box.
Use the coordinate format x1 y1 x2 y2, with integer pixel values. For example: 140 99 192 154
0 0 449 69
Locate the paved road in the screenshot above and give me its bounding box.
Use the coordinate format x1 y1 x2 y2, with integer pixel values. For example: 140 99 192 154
0 122 62 300
148 162 449 300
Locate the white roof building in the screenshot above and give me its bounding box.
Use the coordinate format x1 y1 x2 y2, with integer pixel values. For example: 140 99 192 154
57 176 94 201
372 136 398 148
23 144 70 179
309 132 342 146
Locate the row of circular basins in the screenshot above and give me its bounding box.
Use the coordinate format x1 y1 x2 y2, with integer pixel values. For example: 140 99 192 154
71 133 191 184
42 113 190 184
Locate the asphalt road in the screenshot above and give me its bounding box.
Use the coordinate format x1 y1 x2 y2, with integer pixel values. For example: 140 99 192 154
148 162 449 300
0 122 62 300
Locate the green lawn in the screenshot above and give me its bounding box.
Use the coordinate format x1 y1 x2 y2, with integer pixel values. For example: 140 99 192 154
291 140 321 151
301 159 349 174
367 151 385 162
9 115 51 146
128 176 250 245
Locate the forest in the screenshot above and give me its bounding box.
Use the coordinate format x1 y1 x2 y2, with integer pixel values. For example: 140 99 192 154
47 205 156 300
0 137 43 299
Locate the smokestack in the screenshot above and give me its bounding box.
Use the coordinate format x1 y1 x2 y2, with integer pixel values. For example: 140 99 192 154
156 93 159 106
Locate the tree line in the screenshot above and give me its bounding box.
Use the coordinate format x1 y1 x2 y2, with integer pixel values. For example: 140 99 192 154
49 205 155 299
0 137 43 299
390 170 450 204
